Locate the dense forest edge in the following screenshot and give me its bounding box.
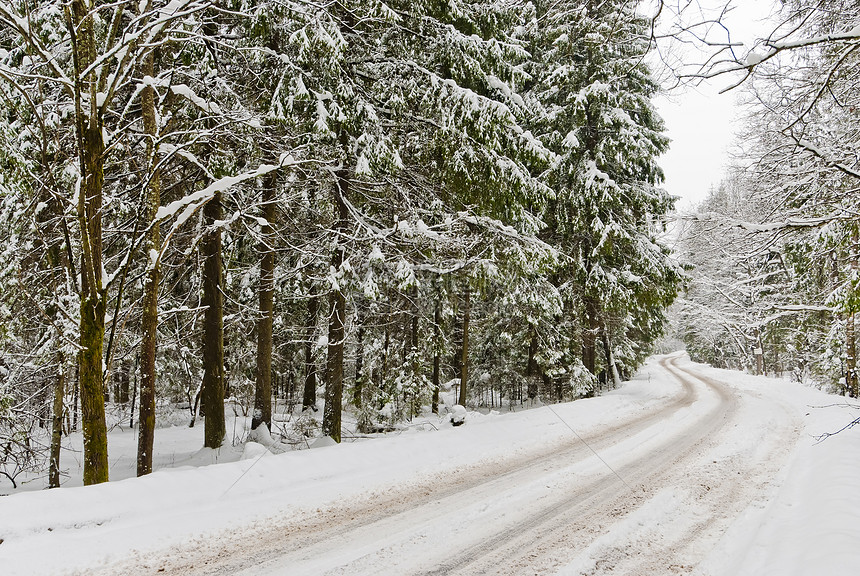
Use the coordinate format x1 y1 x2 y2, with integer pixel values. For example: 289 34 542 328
1 0 858 489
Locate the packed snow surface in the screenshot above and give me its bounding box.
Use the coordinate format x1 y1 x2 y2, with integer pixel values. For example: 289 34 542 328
1 353 859 575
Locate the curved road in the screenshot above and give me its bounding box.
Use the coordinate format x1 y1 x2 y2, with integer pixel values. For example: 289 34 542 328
110 356 801 576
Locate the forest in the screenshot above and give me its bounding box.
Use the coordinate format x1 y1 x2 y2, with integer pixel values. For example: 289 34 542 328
0 0 681 489
0 0 858 492
674 1 860 396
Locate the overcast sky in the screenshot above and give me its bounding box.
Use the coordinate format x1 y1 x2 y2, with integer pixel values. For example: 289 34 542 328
655 83 741 210
654 1 777 210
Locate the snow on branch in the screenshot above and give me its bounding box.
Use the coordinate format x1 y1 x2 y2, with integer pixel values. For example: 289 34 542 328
792 137 860 182
0 2 74 93
80 0 204 82
680 211 852 232
155 155 298 263
814 414 860 443
770 26 860 51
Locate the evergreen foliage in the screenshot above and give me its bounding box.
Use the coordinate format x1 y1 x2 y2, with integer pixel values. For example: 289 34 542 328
0 0 679 486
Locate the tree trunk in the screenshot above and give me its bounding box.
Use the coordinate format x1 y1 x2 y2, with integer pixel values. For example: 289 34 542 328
432 298 441 414
302 293 318 410
201 192 226 448
117 360 130 405
354 308 365 408
69 0 109 487
253 175 277 430
458 284 470 406
72 363 79 432
582 296 599 376
847 314 857 397
847 228 859 397
382 290 391 390
137 48 161 476
754 328 764 376
323 169 349 442
49 367 65 488
600 322 621 388
526 325 539 399
79 282 108 484
408 287 419 419
411 288 419 353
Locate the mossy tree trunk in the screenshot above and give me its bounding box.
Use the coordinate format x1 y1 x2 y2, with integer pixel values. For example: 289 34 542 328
69 0 109 485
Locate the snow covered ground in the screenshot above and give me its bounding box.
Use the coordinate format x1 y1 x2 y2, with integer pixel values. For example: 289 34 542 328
1 353 859 575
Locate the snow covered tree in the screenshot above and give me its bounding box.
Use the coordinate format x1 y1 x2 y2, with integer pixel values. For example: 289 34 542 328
528 0 680 388
674 1 860 391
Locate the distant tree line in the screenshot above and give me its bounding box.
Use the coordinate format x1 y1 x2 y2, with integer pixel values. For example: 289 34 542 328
674 1 860 393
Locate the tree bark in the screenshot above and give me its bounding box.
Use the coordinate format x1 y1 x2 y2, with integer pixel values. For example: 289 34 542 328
847 314 857 396
117 360 130 404
353 308 365 408
302 293 318 410
323 169 350 443
68 0 109 486
582 296 599 376
458 284 470 407
79 273 107 485
49 367 65 488
253 175 277 430
600 322 621 388
527 325 539 399
847 228 859 397
754 328 764 376
137 48 161 476
201 192 226 448
432 298 441 414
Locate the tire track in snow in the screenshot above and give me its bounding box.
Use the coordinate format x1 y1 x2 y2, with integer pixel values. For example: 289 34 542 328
420 356 739 576
99 357 700 576
495 358 801 576
98 356 801 576
174 356 708 576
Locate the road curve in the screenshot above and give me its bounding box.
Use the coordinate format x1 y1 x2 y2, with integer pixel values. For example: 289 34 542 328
101 356 801 576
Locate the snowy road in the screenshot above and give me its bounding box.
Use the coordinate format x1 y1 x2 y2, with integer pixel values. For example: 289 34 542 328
14 353 852 575
106 355 800 576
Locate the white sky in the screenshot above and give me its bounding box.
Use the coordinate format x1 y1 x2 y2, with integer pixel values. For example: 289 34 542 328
655 83 741 210
654 1 777 210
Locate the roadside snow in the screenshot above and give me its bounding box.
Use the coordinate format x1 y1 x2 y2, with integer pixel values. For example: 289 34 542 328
1 355 860 575
690 362 860 576
0 358 677 575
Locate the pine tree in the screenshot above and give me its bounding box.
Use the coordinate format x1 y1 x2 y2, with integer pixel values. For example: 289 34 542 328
529 0 680 386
